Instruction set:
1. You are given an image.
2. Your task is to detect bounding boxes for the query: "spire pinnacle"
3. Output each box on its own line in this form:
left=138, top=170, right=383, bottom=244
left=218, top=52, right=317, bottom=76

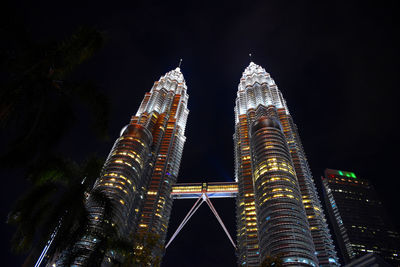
left=249, top=53, right=254, bottom=64
left=241, top=61, right=267, bottom=80
left=160, top=64, right=185, bottom=85
left=178, top=58, right=182, bottom=68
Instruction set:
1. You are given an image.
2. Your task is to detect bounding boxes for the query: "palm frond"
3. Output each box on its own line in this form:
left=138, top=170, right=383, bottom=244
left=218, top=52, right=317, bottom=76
left=53, top=26, right=105, bottom=80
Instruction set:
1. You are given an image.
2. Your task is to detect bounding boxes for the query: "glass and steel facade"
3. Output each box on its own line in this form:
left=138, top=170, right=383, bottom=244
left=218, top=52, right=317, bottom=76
left=134, top=67, right=189, bottom=259
left=322, top=169, right=400, bottom=266
left=234, top=62, right=338, bottom=266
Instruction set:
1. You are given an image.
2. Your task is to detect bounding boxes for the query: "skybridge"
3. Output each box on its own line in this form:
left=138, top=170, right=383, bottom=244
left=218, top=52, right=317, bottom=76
left=171, top=182, right=238, bottom=199
left=166, top=182, right=238, bottom=250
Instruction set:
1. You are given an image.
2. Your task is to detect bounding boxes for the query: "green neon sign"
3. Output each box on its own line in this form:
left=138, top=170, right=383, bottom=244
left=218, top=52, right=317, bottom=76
left=337, top=170, right=357, bottom=178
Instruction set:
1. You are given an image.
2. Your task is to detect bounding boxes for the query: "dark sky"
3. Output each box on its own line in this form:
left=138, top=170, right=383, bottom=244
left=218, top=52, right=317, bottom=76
left=1, top=0, right=400, bottom=266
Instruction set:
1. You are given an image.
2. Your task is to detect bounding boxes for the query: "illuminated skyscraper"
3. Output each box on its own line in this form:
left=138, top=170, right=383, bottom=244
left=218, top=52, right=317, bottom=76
left=134, top=67, right=189, bottom=257
left=322, top=169, right=400, bottom=266
left=234, top=62, right=338, bottom=266
left=48, top=67, right=189, bottom=266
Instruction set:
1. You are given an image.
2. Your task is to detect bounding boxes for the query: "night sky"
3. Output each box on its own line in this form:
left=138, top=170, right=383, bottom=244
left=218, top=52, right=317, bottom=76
left=2, top=1, right=400, bottom=266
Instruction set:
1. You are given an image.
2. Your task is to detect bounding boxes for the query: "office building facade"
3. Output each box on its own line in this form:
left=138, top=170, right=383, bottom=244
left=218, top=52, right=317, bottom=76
left=322, top=169, right=400, bottom=266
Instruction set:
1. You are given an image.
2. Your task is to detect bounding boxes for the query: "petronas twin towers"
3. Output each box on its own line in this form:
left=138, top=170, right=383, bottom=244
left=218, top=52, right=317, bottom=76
left=49, top=62, right=339, bottom=266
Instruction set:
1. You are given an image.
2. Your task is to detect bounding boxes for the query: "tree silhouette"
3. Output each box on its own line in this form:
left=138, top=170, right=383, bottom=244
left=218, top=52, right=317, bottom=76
left=0, top=19, right=109, bottom=168
left=122, top=232, right=163, bottom=267
left=2, top=11, right=112, bottom=264
left=7, top=155, right=103, bottom=254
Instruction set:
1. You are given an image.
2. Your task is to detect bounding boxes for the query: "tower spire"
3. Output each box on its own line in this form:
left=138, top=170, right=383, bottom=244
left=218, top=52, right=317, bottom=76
left=178, top=58, right=182, bottom=68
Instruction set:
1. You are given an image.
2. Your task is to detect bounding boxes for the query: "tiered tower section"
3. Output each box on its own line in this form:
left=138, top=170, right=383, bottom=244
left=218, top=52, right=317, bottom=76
left=234, top=62, right=338, bottom=266
left=278, top=110, right=339, bottom=266
left=133, top=67, right=189, bottom=259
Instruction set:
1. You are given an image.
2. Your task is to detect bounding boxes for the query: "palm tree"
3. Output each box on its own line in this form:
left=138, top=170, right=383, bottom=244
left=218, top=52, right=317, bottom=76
left=0, top=22, right=109, bottom=168
left=7, top=155, right=104, bottom=255
left=101, top=231, right=163, bottom=267
left=122, top=232, right=163, bottom=267
left=8, top=153, right=164, bottom=266
left=2, top=11, right=112, bottom=265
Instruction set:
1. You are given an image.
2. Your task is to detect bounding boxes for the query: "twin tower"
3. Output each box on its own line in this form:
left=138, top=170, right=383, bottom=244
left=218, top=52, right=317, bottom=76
left=60, top=62, right=339, bottom=266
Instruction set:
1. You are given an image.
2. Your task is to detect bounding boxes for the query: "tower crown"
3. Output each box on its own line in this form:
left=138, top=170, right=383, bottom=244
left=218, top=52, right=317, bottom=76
left=159, top=67, right=186, bottom=86
left=242, top=61, right=267, bottom=78
left=234, top=61, right=289, bottom=121
left=151, top=67, right=187, bottom=95
left=238, top=62, right=275, bottom=91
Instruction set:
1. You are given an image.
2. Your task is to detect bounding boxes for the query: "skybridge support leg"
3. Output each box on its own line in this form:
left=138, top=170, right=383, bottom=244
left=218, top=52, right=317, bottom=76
left=165, top=193, right=237, bottom=251
left=204, top=195, right=237, bottom=249
left=165, top=195, right=204, bottom=249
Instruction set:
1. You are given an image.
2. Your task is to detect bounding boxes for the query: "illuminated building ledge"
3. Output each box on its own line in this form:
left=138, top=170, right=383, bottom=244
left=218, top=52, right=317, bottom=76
left=171, top=182, right=238, bottom=199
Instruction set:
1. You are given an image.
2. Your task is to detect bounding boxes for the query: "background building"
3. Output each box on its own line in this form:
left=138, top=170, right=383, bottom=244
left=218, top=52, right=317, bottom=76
left=322, top=169, right=400, bottom=266
left=233, top=62, right=338, bottom=266
left=344, top=253, right=392, bottom=267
